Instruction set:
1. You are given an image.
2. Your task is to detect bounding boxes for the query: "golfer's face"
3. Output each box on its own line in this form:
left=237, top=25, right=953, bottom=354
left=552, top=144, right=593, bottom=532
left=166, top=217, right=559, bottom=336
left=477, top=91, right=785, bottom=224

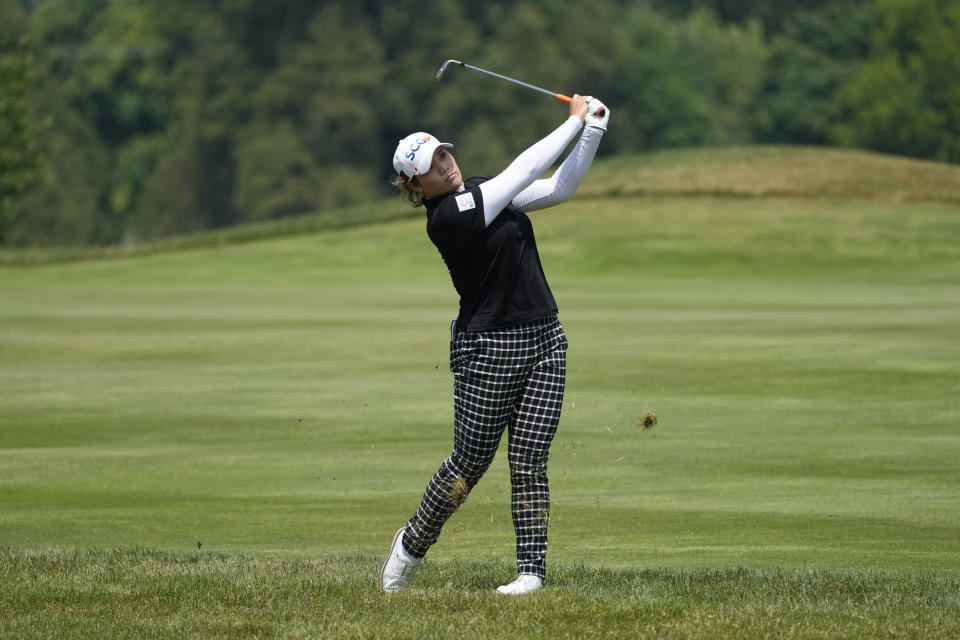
left=415, top=147, right=462, bottom=197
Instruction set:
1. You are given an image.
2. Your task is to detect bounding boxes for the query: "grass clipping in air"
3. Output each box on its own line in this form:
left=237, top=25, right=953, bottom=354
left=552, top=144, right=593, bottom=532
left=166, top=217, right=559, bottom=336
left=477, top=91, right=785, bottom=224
left=639, top=409, right=658, bottom=430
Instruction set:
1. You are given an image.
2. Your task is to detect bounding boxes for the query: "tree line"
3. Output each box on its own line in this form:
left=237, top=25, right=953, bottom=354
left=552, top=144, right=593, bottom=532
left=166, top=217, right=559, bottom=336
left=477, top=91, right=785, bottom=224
left=1, top=0, right=958, bottom=247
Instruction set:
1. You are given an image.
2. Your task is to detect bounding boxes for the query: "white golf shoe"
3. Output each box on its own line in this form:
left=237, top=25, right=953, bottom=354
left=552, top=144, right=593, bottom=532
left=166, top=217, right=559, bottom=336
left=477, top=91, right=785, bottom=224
left=496, top=574, right=543, bottom=595
left=379, top=527, right=421, bottom=593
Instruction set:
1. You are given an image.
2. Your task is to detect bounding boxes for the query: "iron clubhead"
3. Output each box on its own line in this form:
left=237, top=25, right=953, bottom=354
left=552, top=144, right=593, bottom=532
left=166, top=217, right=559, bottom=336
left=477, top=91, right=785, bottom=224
left=436, top=59, right=463, bottom=80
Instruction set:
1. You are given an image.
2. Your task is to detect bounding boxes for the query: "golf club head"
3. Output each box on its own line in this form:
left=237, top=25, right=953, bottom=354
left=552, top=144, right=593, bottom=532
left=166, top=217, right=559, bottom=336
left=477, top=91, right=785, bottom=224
left=436, top=59, right=462, bottom=80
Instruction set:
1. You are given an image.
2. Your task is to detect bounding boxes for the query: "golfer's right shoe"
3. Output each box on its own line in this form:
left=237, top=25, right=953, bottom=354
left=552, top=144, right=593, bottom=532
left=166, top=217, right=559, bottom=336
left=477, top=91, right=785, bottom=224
left=496, top=574, right=543, bottom=595
left=379, top=527, right=421, bottom=593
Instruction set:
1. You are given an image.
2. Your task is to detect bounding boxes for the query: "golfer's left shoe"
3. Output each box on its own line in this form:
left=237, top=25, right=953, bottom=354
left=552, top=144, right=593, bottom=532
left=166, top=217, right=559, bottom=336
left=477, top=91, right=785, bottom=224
left=496, top=574, right=543, bottom=595
left=379, top=527, right=421, bottom=593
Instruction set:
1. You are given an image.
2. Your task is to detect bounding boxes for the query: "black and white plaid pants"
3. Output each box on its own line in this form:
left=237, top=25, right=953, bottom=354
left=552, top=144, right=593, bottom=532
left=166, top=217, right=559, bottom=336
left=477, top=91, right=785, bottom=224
left=402, top=315, right=567, bottom=580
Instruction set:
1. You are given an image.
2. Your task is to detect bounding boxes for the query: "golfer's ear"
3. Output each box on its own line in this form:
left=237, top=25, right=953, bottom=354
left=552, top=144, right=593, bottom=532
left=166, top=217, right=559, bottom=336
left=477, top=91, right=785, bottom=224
left=408, top=178, right=423, bottom=194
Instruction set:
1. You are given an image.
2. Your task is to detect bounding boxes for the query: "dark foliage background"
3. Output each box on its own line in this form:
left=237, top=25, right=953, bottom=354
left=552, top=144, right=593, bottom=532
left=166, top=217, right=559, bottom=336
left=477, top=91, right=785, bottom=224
left=1, top=0, right=957, bottom=246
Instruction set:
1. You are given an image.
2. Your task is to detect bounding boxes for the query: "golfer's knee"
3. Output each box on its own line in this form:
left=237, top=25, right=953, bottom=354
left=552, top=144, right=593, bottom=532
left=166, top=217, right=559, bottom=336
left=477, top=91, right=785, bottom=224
left=449, top=452, right=495, bottom=484
left=508, top=457, right=548, bottom=483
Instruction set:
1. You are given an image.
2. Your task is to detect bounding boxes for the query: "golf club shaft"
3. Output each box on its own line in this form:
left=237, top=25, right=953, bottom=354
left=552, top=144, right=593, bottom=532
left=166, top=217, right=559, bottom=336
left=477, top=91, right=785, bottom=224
left=457, top=61, right=572, bottom=104
left=437, top=60, right=604, bottom=116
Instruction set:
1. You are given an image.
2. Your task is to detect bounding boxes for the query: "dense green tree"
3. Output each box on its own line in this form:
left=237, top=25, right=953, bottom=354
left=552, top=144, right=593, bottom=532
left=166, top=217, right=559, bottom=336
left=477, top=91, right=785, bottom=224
left=0, top=0, right=43, bottom=244
left=452, top=2, right=572, bottom=170
left=134, top=10, right=250, bottom=238
left=231, top=3, right=388, bottom=221
left=601, top=7, right=766, bottom=151
left=836, top=0, right=960, bottom=161
left=134, top=105, right=202, bottom=239
left=751, top=1, right=877, bottom=144
left=206, top=0, right=317, bottom=70
left=672, top=9, right=767, bottom=144
left=19, top=0, right=185, bottom=243
left=5, top=84, right=111, bottom=245
left=649, top=0, right=834, bottom=32
left=377, top=0, right=484, bottom=170
left=233, top=121, right=323, bottom=222
left=613, top=7, right=714, bottom=149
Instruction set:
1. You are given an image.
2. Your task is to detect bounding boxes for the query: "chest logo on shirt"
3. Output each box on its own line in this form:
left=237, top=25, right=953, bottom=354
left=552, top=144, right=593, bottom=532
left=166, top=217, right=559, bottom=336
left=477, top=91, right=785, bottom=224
left=455, top=192, right=476, bottom=212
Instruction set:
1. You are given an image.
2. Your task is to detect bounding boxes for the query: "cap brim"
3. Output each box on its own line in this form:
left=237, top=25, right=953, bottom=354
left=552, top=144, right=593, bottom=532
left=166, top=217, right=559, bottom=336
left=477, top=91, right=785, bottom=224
left=413, top=141, right=454, bottom=176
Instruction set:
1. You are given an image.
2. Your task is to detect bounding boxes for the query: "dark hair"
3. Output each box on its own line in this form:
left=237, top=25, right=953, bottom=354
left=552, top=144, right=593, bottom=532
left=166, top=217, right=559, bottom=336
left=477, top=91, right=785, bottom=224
left=390, top=174, right=425, bottom=208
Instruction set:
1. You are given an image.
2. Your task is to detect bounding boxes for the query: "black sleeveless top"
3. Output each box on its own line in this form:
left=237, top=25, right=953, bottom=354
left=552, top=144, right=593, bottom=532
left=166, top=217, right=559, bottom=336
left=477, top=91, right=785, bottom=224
left=424, top=176, right=557, bottom=333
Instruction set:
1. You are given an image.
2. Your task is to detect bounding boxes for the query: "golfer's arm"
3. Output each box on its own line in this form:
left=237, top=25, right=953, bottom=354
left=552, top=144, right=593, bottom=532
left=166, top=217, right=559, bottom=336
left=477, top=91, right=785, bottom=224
left=512, top=126, right=603, bottom=212
left=478, top=116, right=583, bottom=227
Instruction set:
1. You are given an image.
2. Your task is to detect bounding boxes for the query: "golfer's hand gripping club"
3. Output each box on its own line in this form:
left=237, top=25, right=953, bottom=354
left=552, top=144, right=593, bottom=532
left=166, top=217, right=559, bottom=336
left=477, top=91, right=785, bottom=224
left=557, top=94, right=606, bottom=119
left=584, top=97, right=610, bottom=131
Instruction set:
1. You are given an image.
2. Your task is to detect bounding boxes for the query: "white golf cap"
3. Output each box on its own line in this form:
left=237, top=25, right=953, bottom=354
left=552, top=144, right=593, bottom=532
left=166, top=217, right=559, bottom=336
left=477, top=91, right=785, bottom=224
left=393, top=132, right=453, bottom=179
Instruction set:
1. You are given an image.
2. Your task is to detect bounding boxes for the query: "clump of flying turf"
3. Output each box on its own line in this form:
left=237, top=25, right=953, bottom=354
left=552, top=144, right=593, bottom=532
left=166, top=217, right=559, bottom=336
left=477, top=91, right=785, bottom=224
left=639, top=409, right=658, bottom=430
left=446, top=475, right=469, bottom=509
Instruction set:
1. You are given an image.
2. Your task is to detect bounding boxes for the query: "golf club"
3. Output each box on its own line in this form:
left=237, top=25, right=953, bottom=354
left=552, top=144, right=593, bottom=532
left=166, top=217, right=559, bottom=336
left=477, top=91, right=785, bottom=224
left=436, top=59, right=604, bottom=116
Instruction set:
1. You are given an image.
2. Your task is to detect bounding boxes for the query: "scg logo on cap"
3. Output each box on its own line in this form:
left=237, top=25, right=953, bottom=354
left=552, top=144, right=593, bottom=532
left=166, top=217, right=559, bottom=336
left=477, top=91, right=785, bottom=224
left=405, top=135, right=433, bottom=170
left=393, top=132, right=452, bottom=178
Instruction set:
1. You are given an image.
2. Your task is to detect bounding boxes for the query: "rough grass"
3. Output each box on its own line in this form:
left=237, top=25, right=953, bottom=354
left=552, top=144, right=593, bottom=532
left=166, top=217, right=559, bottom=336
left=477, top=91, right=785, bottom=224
left=2, top=548, right=958, bottom=640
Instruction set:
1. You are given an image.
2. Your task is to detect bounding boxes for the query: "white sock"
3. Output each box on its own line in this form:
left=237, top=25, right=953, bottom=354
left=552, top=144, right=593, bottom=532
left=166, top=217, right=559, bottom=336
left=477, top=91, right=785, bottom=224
left=496, top=574, right=543, bottom=595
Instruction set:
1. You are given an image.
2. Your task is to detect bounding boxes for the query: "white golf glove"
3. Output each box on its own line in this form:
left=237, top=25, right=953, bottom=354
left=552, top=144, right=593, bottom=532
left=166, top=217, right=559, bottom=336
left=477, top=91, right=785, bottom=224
left=584, top=97, right=610, bottom=131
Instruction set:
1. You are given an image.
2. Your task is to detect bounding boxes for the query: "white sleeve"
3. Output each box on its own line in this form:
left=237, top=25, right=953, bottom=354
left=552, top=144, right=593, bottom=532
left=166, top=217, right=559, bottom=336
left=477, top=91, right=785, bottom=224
left=478, top=116, right=583, bottom=227
left=511, top=126, right=603, bottom=212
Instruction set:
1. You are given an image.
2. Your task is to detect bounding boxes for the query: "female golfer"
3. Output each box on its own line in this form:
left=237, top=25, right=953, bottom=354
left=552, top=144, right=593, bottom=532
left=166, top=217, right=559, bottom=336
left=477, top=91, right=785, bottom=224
left=380, top=94, right=609, bottom=595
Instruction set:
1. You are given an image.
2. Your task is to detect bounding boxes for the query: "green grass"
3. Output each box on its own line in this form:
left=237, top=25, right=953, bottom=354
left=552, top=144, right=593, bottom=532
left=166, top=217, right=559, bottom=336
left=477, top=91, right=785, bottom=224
left=0, top=196, right=417, bottom=265
left=2, top=549, right=958, bottom=640
left=2, top=146, right=959, bottom=637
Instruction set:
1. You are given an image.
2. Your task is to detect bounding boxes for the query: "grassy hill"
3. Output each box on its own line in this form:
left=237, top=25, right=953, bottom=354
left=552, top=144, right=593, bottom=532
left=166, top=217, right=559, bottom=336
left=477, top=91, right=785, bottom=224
left=3, top=145, right=959, bottom=265
left=582, top=146, right=960, bottom=203
left=2, top=146, right=959, bottom=639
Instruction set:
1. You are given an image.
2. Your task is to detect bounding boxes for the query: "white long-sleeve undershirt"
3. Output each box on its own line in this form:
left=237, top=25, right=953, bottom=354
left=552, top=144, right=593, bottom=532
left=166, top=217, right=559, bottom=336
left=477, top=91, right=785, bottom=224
left=512, top=125, right=604, bottom=213
left=477, top=116, right=603, bottom=226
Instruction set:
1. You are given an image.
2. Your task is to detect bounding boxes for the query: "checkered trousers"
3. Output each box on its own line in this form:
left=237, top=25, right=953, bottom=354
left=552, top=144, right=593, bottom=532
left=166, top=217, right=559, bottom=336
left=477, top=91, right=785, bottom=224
left=402, top=315, right=567, bottom=580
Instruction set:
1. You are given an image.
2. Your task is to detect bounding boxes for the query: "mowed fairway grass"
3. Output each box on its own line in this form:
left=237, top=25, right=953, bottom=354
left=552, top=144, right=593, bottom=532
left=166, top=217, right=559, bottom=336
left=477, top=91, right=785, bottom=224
left=2, top=148, right=959, bottom=638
